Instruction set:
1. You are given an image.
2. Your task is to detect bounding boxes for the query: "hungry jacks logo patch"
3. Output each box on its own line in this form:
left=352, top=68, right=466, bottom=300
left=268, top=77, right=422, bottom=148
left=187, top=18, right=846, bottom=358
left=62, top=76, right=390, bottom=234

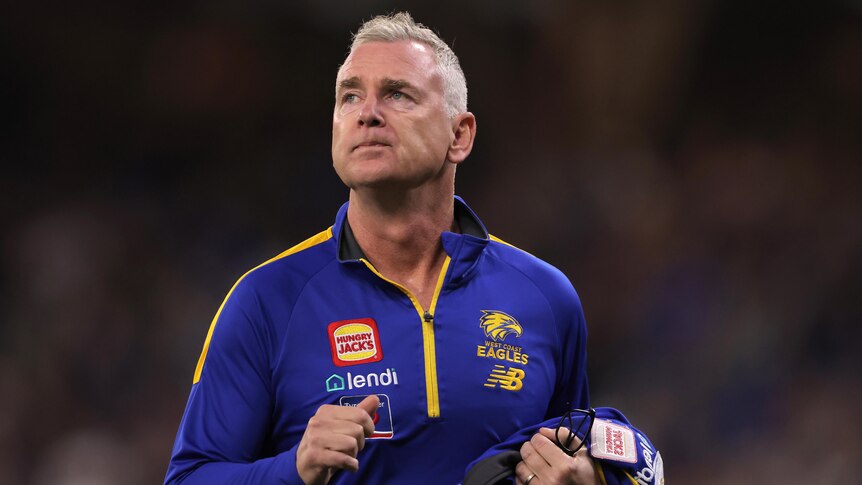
left=328, top=318, right=383, bottom=367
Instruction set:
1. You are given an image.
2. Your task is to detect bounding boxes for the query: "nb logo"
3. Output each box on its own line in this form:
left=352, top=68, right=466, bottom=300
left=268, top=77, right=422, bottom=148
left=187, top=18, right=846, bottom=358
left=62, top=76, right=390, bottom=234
left=484, top=365, right=525, bottom=391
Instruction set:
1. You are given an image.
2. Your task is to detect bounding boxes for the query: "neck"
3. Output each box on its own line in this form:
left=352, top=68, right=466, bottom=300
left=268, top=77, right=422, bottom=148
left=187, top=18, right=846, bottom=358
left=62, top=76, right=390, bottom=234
left=346, top=183, right=456, bottom=308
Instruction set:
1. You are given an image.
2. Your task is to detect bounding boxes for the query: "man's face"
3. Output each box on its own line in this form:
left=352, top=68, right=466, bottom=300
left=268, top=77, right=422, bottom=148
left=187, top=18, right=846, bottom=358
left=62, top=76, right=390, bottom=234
left=332, top=40, right=455, bottom=190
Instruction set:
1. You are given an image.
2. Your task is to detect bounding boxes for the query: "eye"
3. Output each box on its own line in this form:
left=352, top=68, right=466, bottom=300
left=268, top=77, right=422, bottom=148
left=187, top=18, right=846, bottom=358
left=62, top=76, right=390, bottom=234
left=342, top=93, right=359, bottom=104
left=389, top=90, right=412, bottom=102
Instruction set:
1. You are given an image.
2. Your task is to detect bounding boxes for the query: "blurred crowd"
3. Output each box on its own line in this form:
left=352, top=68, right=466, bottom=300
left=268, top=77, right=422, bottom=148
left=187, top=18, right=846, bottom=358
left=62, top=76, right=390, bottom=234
left=2, top=0, right=860, bottom=483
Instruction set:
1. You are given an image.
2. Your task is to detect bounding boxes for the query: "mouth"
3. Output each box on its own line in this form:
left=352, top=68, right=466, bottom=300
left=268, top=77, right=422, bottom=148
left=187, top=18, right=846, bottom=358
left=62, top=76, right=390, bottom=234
left=353, top=141, right=391, bottom=151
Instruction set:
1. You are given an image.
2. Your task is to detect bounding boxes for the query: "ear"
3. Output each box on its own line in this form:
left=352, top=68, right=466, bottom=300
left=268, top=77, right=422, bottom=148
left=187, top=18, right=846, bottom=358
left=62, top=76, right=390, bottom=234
left=447, top=112, right=476, bottom=165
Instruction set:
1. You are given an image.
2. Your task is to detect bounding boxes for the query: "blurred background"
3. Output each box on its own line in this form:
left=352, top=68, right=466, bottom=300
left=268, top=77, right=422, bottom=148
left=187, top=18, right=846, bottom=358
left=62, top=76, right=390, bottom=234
left=2, top=0, right=861, bottom=483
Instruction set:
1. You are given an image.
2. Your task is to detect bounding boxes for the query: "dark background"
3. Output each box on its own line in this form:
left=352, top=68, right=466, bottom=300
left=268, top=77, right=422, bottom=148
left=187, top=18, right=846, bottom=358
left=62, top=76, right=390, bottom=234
left=2, top=0, right=861, bottom=483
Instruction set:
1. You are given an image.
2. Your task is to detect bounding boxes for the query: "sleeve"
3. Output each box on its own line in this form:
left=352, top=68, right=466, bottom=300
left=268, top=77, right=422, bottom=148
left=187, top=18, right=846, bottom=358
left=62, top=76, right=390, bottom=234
left=164, top=276, right=305, bottom=484
left=545, top=280, right=590, bottom=418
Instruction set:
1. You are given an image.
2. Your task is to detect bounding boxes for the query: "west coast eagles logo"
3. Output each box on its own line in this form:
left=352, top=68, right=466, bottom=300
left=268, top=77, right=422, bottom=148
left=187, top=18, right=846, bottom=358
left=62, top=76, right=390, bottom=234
left=480, top=310, right=523, bottom=342
left=477, top=310, right=529, bottom=366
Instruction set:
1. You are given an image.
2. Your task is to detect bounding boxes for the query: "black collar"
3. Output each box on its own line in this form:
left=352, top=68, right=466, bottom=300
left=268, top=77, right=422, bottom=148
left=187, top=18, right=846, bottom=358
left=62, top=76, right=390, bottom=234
left=337, top=198, right=487, bottom=262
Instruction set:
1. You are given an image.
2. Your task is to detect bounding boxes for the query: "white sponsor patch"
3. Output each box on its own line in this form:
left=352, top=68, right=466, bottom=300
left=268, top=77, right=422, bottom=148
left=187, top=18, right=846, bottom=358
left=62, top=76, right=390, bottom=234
left=589, top=419, right=638, bottom=464
left=653, top=451, right=665, bottom=485
left=633, top=432, right=663, bottom=484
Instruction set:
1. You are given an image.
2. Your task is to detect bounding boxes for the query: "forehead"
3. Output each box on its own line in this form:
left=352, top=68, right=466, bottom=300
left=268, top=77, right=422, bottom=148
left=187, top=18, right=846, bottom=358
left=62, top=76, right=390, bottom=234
left=337, top=40, right=441, bottom=88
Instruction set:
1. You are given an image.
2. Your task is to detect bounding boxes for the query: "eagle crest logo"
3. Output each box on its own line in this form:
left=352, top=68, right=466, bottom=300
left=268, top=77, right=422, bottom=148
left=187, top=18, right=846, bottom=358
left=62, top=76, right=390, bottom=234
left=480, top=310, right=523, bottom=342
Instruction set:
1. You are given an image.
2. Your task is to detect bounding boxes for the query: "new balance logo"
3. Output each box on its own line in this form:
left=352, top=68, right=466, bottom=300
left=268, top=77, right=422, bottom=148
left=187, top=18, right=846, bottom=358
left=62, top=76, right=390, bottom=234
left=484, top=365, right=525, bottom=391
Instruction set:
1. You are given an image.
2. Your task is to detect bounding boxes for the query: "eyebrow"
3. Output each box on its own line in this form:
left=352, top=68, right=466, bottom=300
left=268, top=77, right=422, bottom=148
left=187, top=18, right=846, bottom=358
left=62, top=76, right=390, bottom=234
left=338, top=76, right=361, bottom=91
left=380, top=78, right=417, bottom=93
left=336, top=77, right=421, bottom=96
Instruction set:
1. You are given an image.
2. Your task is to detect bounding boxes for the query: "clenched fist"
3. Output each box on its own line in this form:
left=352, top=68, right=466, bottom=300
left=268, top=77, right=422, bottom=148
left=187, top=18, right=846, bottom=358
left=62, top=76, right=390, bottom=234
left=296, top=395, right=380, bottom=485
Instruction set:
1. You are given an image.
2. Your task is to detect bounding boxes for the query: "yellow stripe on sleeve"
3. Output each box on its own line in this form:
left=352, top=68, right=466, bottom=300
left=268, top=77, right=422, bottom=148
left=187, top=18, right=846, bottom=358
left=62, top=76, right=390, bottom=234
left=192, top=227, right=333, bottom=384
left=489, top=234, right=536, bottom=257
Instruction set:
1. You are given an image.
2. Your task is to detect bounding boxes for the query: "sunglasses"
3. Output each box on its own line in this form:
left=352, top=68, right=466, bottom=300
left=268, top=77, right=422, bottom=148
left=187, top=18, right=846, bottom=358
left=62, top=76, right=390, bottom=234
left=553, top=405, right=596, bottom=456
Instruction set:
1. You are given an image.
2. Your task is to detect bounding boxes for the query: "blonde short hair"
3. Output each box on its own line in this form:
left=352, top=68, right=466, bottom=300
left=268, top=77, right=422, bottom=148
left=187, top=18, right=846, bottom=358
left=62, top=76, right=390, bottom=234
left=349, top=12, right=468, bottom=118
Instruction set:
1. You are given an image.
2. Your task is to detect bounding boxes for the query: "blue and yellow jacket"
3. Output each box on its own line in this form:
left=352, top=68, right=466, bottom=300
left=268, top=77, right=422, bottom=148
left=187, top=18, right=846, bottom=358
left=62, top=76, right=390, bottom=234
left=166, top=196, right=590, bottom=484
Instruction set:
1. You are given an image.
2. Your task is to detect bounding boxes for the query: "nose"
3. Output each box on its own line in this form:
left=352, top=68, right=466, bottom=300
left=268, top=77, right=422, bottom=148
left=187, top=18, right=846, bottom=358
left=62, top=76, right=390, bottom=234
left=358, top=96, right=385, bottom=127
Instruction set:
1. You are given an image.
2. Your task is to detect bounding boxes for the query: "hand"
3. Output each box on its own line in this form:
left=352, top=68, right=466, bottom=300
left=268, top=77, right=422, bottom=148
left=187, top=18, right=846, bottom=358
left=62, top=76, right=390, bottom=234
left=296, top=394, right=379, bottom=485
left=515, top=427, right=599, bottom=485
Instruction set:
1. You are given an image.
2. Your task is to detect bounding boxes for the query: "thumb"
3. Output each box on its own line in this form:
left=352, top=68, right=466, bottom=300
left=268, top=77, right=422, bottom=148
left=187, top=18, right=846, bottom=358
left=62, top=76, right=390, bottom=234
left=357, top=394, right=380, bottom=418
left=538, top=426, right=559, bottom=441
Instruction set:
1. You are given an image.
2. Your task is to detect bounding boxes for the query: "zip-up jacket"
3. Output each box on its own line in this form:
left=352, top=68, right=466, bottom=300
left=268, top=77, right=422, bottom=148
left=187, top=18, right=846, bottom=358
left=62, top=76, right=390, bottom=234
left=166, top=196, right=590, bottom=484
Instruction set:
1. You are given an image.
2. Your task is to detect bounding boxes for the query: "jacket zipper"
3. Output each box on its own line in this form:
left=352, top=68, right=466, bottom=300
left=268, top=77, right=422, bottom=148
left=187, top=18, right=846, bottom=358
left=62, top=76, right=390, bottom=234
left=359, top=257, right=451, bottom=418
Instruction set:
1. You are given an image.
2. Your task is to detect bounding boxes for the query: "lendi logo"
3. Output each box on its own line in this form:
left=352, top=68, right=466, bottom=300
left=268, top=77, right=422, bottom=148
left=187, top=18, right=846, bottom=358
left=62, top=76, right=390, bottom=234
left=325, top=368, right=400, bottom=392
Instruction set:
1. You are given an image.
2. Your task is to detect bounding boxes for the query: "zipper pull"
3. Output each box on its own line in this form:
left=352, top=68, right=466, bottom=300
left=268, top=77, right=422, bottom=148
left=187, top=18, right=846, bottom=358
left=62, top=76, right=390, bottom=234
left=423, top=311, right=433, bottom=322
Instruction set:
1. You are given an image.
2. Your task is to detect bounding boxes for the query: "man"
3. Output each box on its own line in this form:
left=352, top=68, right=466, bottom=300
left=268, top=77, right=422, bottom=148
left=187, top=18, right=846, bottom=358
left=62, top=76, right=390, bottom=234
left=166, top=12, right=597, bottom=484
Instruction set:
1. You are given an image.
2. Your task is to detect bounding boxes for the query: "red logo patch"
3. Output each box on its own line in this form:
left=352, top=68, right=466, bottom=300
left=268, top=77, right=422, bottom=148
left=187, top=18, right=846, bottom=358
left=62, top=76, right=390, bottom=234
left=328, top=318, right=383, bottom=367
